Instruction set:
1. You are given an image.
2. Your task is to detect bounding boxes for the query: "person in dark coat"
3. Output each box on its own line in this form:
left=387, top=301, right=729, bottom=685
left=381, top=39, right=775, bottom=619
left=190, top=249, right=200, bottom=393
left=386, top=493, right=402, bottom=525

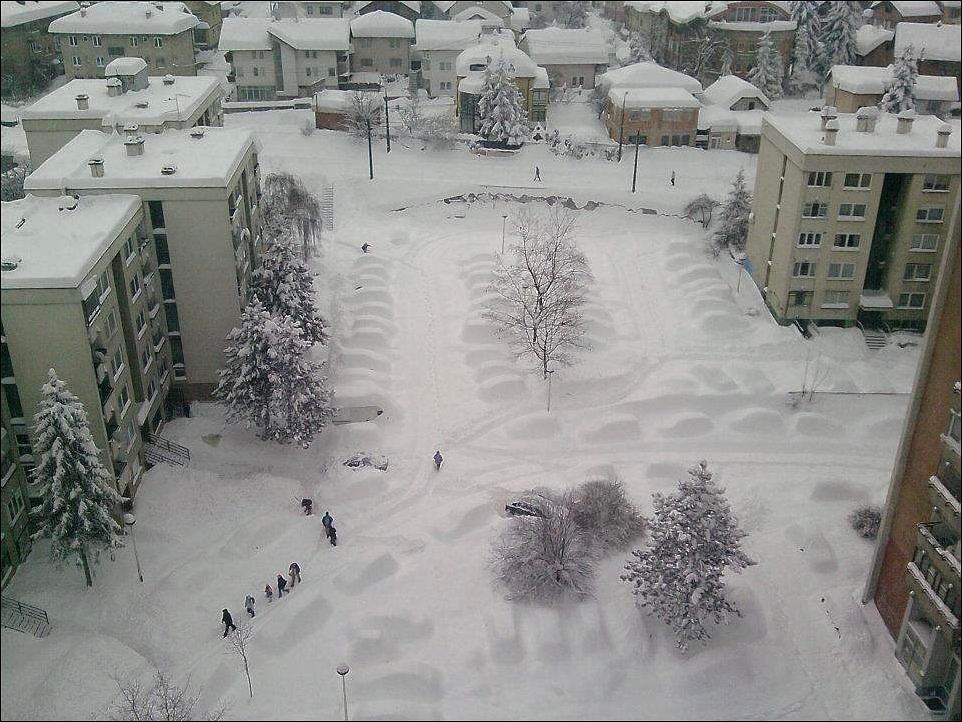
left=265, top=583, right=274, bottom=603
left=276, top=573, right=288, bottom=597
left=245, top=595, right=256, bottom=618
left=327, top=525, right=338, bottom=547
left=222, top=608, right=237, bottom=637
left=433, top=450, right=443, bottom=471
left=322, top=511, right=333, bottom=530
left=289, top=562, right=301, bottom=585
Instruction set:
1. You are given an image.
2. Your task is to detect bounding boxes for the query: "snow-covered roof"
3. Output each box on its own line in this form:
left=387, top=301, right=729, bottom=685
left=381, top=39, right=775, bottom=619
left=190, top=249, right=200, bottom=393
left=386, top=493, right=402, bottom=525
left=763, top=111, right=960, bottom=157
left=105, top=57, right=148, bottom=77
left=703, top=74, right=770, bottom=110
left=698, top=105, right=765, bottom=134
left=598, top=62, right=702, bottom=93
left=452, top=5, right=505, bottom=28
left=707, top=19, right=795, bottom=31
left=534, top=65, right=549, bottom=90
left=625, top=1, right=790, bottom=24
left=895, top=22, right=961, bottom=62
left=314, top=89, right=357, bottom=112
left=218, top=17, right=271, bottom=51
left=414, top=18, right=482, bottom=51
left=49, top=1, right=200, bottom=35
left=268, top=18, right=351, bottom=50
left=25, top=127, right=257, bottom=191
left=456, top=39, right=538, bottom=78
left=828, top=64, right=959, bottom=102
left=350, top=10, right=414, bottom=38
left=521, top=28, right=608, bottom=66
left=609, top=87, right=701, bottom=109
left=0, top=1, right=78, bottom=28
left=21, top=75, right=222, bottom=124
left=871, top=1, right=941, bottom=17
left=432, top=1, right=456, bottom=12
left=510, top=6, right=530, bottom=32
left=856, top=24, right=894, bottom=56
left=0, top=193, right=142, bottom=290
left=354, top=0, right=421, bottom=12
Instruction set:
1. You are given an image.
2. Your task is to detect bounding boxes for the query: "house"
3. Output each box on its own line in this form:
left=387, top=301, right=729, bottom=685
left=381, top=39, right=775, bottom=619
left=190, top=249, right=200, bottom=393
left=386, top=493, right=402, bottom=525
left=452, top=5, right=507, bottom=32
left=444, top=1, right=513, bottom=21
left=21, top=60, right=224, bottom=165
left=0, top=1, right=79, bottom=97
left=350, top=10, right=415, bottom=76
left=219, top=17, right=276, bottom=100
left=274, top=1, right=349, bottom=18
left=413, top=18, right=481, bottom=96
left=604, top=86, right=700, bottom=145
left=703, top=73, right=770, bottom=111
left=352, top=1, right=421, bottom=23
left=596, top=61, right=702, bottom=94
left=895, top=21, right=962, bottom=94
left=183, top=0, right=224, bottom=45
left=520, top=27, right=608, bottom=89
left=824, top=64, right=959, bottom=117
left=942, top=0, right=961, bottom=23
left=855, top=23, right=895, bottom=67
left=697, top=74, right=769, bottom=151
left=1, top=383, right=33, bottom=587
left=870, top=1, right=942, bottom=29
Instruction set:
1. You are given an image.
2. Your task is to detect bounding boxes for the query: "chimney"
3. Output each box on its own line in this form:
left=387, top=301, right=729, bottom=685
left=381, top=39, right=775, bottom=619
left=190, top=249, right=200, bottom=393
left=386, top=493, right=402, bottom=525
left=936, top=122, right=952, bottom=148
left=896, top=108, right=916, bottom=134
left=88, top=156, right=104, bottom=177
left=162, top=74, right=175, bottom=85
left=75, top=93, right=90, bottom=110
left=823, top=118, right=839, bottom=146
left=124, top=135, right=146, bottom=156
left=820, top=105, right=838, bottom=130
left=855, top=105, right=879, bottom=133
left=189, top=128, right=205, bottom=139
left=145, top=2, right=152, bottom=18
left=80, top=1, right=89, bottom=16
left=106, top=77, right=122, bottom=96
left=123, top=123, right=140, bottom=139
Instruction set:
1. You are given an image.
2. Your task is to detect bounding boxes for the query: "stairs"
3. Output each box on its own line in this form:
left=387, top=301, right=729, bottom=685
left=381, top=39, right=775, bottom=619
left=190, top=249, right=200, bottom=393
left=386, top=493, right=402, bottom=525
left=1, top=596, right=51, bottom=638
left=862, top=328, right=888, bottom=350
left=144, top=433, right=190, bottom=468
left=320, top=184, right=335, bottom=232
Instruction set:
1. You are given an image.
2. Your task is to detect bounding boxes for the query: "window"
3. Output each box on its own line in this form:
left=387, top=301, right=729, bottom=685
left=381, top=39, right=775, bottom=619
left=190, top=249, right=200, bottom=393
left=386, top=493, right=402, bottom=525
left=389, top=38, right=401, bottom=48
left=155, top=57, right=166, bottom=68
left=129, top=35, right=139, bottom=47
left=827, top=262, right=856, bottom=279
left=789, top=289, right=810, bottom=306
left=252, top=66, right=259, bottom=77
left=320, top=5, right=332, bottom=13
left=903, top=263, right=932, bottom=281
left=922, top=174, right=950, bottom=191
left=153, top=37, right=163, bottom=48
left=96, top=56, right=106, bottom=67
left=793, top=261, right=816, bottom=277
left=838, top=203, right=866, bottom=220
left=917, top=207, right=944, bottom=223
left=910, top=233, right=939, bottom=251
left=6, top=487, right=25, bottom=523
left=306, top=66, right=312, bottom=77
left=111, top=347, right=125, bottom=379
left=802, top=201, right=827, bottom=218
left=118, top=385, right=130, bottom=414
left=357, top=37, right=371, bottom=48
left=92, top=35, right=102, bottom=47
left=843, top=172, right=871, bottom=189
left=108, top=46, right=125, bottom=57
left=360, top=57, right=373, bottom=67
left=105, top=310, right=118, bottom=338
left=797, top=232, right=821, bottom=247
left=136, top=310, right=147, bottom=336
left=661, top=135, right=669, bottom=145
left=390, top=57, right=402, bottom=68
left=949, top=407, right=961, bottom=443
left=328, top=67, right=336, bottom=77
left=807, top=171, right=832, bottom=187
left=68, top=35, right=78, bottom=46
left=897, top=292, right=926, bottom=308
left=822, top=290, right=849, bottom=307
left=129, top=273, right=141, bottom=300
left=833, top=233, right=860, bottom=249
left=141, top=345, right=152, bottom=371
left=72, top=55, right=82, bottom=66
left=236, top=67, right=244, bottom=78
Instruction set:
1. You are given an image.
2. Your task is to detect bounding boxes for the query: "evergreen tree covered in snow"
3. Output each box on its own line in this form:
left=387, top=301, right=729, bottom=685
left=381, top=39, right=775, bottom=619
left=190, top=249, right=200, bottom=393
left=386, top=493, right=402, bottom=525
left=789, top=0, right=821, bottom=91
left=711, top=169, right=753, bottom=255
left=478, top=57, right=528, bottom=146
left=556, top=0, right=589, bottom=29
left=249, top=237, right=327, bottom=346
left=621, top=461, right=755, bottom=651
left=879, top=44, right=918, bottom=113
left=748, top=31, right=784, bottom=100
left=215, top=301, right=333, bottom=446
left=625, top=31, right=652, bottom=64
left=30, top=369, right=123, bottom=587
left=819, top=1, right=860, bottom=70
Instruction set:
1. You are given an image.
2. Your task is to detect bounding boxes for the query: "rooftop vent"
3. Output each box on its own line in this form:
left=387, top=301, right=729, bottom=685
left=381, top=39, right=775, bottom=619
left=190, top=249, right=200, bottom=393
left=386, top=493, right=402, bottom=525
left=936, top=122, right=952, bottom=148
left=823, top=118, right=839, bottom=146
left=160, top=164, right=177, bottom=175
left=855, top=106, right=879, bottom=133
left=1, top=257, right=22, bottom=272
left=819, top=105, right=838, bottom=130
left=76, top=93, right=90, bottom=110
left=88, top=156, right=105, bottom=177
left=135, top=99, right=149, bottom=109
left=125, top=135, right=146, bottom=156
left=162, top=74, right=175, bottom=85
left=896, top=108, right=916, bottom=135
left=189, top=128, right=205, bottom=139
left=123, top=123, right=140, bottom=138
left=80, top=1, right=89, bottom=16
left=145, top=3, right=153, bottom=18
left=59, top=195, right=79, bottom=211
left=106, top=77, right=123, bottom=97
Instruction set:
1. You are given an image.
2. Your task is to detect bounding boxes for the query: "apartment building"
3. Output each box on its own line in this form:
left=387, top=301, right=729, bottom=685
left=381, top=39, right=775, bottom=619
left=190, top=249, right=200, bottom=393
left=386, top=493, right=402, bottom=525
left=21, top=59, right=223, bottom=166
left=870, top=0, right=943, bottom=28
left=349, top=10, right=415, bottom=76
left=1, top=193, right=166, bottom=505
left=520, top=27, right=609, bottom=89
left=745, top=108, right=960, bottom=330
left=50, top=1, right=201, bottom=80
left=604, top=87, right=700, bottom=146
left=1, top=382, right=33, bottom=589
left=824, top=64, right=958, bottom=118
left=895, top=22, right=962, bottom=94
left=863, top=199, right=960, bottom=718
left=183, top=0, right=224, bottom=45
left=25, top=126, right=262, bottom=402
left=0, top=0, right=79, bottom=97
left=274, top=1, right=348, bottom=18
left=455, top=39, right=549, bottom=129
left=413, top=18, right=481, bottom=97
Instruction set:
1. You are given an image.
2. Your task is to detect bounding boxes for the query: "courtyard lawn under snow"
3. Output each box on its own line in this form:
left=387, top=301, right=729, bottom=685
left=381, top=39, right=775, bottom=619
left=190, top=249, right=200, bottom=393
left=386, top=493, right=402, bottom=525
left=1, top=110, right=929, bottom=720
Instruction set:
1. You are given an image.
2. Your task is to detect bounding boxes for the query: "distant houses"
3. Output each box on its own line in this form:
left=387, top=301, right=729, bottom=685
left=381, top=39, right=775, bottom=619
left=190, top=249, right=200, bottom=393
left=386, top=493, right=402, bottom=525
left=825, top=64, right=958, bottom=117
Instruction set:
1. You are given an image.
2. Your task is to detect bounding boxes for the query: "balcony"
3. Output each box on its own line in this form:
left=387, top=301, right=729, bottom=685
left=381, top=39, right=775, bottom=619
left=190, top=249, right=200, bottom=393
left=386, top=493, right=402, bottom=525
left=97, top=374, right=113, bottom=406
left=152, top=330, right=166, bottom=353
left=147, top=294, right=161, bottom=319
left=916, top=523, right=960, bottom=593
left=104, top=412, right=118, bottom=440
left=905, top=562, right=960, bottom=644
left=928, top=475, right=960, bottom=529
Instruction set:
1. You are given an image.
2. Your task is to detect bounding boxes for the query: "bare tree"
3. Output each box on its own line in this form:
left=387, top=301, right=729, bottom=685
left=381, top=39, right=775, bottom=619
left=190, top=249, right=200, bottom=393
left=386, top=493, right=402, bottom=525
left=569, top=477, right=647, bottom=551
left=790, top=348, right=832, bottom=406
left=683, top=194, right=720, bottom=228
left=484, top=208, right=592, bottom=379
left=343, top=90, right=382, bottom=139
left=109, top=670, right=227, bottom=721
left=225, top=624, right=255, bottom=699
left=261, top=172, right=323, bottom=259
left=396, top=90, right=423, bottom=137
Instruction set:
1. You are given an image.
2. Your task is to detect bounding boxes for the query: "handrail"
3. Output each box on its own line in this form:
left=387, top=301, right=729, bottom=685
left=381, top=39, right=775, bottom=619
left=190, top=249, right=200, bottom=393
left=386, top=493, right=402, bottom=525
left=146, top=433, right=190, bottom=461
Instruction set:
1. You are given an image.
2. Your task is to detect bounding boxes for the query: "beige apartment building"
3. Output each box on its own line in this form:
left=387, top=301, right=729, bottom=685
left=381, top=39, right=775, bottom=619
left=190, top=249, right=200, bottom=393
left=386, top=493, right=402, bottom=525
left=25, top=126, right=262, bottom=402
left=1, top=193, right=170, bottom=504
left=349, top=10, right=415, bottom=76
left=745, top=108, right=960, bottom=330
left=413, top=18, right=481, bottom=97
left=0, top=0, right=79, bottom=97
left=1, top=382, right=33, bottom=588
left=21, top=58, right=223, bottom=166
left=50, top=1, right=201, bottom=80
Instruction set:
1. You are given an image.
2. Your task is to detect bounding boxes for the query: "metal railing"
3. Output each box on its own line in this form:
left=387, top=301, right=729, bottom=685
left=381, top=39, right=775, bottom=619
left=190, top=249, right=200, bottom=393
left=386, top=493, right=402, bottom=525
left=1, top=595, right=51, bottom=638
left=146, top=433, right=190, bottom=466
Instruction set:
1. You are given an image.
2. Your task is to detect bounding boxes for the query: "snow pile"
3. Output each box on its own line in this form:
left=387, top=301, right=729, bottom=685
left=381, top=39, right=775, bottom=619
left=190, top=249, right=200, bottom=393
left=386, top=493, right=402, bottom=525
left=597, top=61, right=702, bottom=93
left=343, top=451, right=389, bottom=471
left=49, top=0, right=200, bottom=34
left=895, top=21, right=962, bottom=62
left=350, top=10, right=415, bottom=38
left=703, top=74, right=771, bottom=111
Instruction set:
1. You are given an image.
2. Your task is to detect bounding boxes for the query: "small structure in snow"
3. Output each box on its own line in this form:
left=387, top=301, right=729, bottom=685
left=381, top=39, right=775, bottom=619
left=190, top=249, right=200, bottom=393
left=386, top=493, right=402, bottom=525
left=343, top=451, right=389, bottom=471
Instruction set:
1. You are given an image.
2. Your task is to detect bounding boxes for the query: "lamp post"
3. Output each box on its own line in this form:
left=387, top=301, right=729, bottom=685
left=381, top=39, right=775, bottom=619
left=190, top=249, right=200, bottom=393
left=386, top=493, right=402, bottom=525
left=500, top=213, right=508, bottom=254
left=546, top=368, right=556, bottom=413
left=617, top=90, right=628, bottom=162
left=631, top=133, right=641, bottom=193
left=336, top=663, right=350, bottom=721
left=366, top=118, right=374, bottom=180
left=384, top=94, right=391, bottom=153
left=123, top=513, right=144, bottom=583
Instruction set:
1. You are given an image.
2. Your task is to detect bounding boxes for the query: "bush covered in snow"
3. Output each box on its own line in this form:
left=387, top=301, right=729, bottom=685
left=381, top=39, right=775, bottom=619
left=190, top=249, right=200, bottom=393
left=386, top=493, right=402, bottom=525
left=343, top=451, right=389, bottom=471
left=848, top=504, right=882, bottom=539
left=569, top=477, right=646, bottom=550
left=545, top=129, right=619, bottom=161
left=683, top=194, right=720, bottom=228
left=1, top=164, right=27, bottom=202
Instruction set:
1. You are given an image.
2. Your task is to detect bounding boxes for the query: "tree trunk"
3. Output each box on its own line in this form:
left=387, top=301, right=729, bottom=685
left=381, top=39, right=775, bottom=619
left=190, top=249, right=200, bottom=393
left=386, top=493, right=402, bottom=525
left=80, top=547, right=93, bottom=587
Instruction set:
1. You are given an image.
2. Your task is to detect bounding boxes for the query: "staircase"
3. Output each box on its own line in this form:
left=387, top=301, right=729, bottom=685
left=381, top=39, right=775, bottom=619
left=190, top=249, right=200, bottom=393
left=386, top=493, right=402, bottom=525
left=144, top=433, right=190, bottom=467
left=862, top=328, right=888, bottom=350
left=1, top=596, right=51, bottom=638
left=320, top=184, right=335, bottom=232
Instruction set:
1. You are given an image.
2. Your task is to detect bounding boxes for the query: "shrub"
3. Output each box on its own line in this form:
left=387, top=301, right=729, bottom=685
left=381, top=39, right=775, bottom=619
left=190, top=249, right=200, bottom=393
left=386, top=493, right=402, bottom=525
left=849, top=504, right=882, bottom=539
left=569, top=477, right=646, bottom=550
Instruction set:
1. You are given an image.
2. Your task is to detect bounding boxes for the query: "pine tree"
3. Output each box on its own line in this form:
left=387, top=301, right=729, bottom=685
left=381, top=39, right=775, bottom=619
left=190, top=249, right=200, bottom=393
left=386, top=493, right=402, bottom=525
left=711, top=169, right=753, bottom=255
left=625, top=31, right=652, bottom=64
left=478, top=56, right=528, bottom=146
left=30, top=369, right=123, bottom=587
left=789, top=0, right=821, bottom=92
left=621, top=461, right=755, bottom=651
left=249, top=237, right=327, bottom=346
left=215, top=301, right=333, bottom=446
left=820, top=1, right=860, bottom=70
left=879, top=44, right=918, bottom=113
left=557, top=0, right=589, bottom=29
left=748, top=31, right=784, bottom=100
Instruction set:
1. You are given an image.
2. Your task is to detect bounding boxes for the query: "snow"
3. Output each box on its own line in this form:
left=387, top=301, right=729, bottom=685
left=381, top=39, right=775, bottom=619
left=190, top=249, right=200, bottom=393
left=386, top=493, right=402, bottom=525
left=624, top=1, right=729, bottom=24
left=855, top=24, right=895, bottom=57
left=704, top=74, right=770, bottom=111
left=104, top=57, right=148, bottom=77
left=598, top=62, right=702, bottom=93
left=414, top=18, right=482, bottom=51
left=872, top=0, right=941, bottom=17
left=708, top=19, right=796, bottom=31
left=267, top=18, right=352, bottom=51
left=0, top=193, right=141, bottom=289
left=828, top=65, right=959, bottom=102
left=218, top=17, right=272, bottom=51
left=698, top=105, right=765, bottom=134
left=451, top=5, right=505, bottom=28
left=456, top=39, right=539, bottom=78
left=521, top=28, right=609, bottom=66
left=0, top=0, right=77, bottom=28
left=49, top=0, right=200, bottom=34
left=895, top=21, right=962, bottom=62
left=350, top=10, right=415, bottom=38
left=609, top=87, right=701, bottom=109
left=510, top=6, right=530, bottom=33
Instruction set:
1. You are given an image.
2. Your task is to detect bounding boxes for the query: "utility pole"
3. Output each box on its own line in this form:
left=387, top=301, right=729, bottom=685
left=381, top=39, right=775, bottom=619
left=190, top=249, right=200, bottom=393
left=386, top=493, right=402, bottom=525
left=384, top=95, right=391, bottom=153
left=617, top=90, right=627, bottom=162
left=631, top=134, right=640, bottom=193
left=123, top=513, right=144, bottom=583
left=500, top=213, right=508, bottom=254
left=546, top=369, right=556, bottom=413
left=366, top=118, right=373, bottom=180
left=336, top=664, right=350, bottom=721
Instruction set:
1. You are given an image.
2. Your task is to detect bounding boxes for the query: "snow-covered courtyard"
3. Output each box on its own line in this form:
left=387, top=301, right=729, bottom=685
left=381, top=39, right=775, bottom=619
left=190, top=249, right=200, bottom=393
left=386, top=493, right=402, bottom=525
left=1, top=110, right=930, bottom=720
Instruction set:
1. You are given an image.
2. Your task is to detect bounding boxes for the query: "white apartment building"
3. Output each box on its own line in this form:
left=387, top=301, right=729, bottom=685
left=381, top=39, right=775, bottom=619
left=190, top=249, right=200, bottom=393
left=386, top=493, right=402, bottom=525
left=413, top=18, right=480, bottom=97
left=520, top=27, right=608, bottom=89
left=350, top=10, right=414, bottom=76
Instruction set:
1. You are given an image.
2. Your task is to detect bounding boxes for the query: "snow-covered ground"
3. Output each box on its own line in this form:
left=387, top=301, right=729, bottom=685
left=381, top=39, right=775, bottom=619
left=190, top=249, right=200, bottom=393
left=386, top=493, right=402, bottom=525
left=1, top=109, right=928, bottom=721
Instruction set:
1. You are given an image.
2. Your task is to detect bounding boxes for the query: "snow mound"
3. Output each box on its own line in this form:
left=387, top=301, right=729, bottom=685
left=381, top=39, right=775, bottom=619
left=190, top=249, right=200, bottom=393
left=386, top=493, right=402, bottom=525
left=479, top=375, right=527, bottom=401
left=462, top=321, right=498, bottom=345
left=343, top=451, right=389, bottom=471
left=698, top=311, right=749, bottom=336
left=581, top=414, right=641, bottom=443
left=793, top=412, right=845, bottom=438
left=659, top=412, right=714, bottom=437
left=729, top=408, right=786, bottom=435
left=506, top=412, right=560, bottom=439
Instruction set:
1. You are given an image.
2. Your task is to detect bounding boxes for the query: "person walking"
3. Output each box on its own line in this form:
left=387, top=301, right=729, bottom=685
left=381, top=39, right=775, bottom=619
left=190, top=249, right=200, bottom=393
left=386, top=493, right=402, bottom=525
left=433, top=450, right=443, bottom=471
left=670, top=170, right=676, bottom=186
left=276, top=573, right=288, bottom=598
left=245, top=595, right=256, bottom=618
left=322, top=511, right=333, bottom=531
left=289, top=562, right=301, bottom=586
left=222, top=608, right=237, bottom=637
left=264, top=583, right=274, bottom=603
left=533, top=165, right=542, bottom=182
left=327, top=525, right=338, bottom=547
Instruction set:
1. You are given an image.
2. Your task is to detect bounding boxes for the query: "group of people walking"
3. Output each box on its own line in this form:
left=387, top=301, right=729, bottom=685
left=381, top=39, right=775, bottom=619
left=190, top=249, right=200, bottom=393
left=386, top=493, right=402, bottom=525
left=220, top=560, right=303, bottom=637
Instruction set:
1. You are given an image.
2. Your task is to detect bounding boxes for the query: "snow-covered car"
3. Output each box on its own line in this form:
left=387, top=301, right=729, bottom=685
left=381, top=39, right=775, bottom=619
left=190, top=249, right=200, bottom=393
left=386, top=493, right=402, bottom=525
left=343, top=451, right=389, bottom=471
left=505, top=497, right=550, bottom=517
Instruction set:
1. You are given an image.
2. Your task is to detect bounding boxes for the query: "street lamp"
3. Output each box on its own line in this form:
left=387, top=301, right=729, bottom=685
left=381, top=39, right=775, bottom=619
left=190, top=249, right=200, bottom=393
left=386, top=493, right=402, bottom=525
left=123, top=513, right=144, bottom=583
left=546, top=368, right=556, bottom=413
left=500, top=213, right=508, bottom=254
left=383, top=94, right=391, bottom=153
left=336, top=663, right=350, bottom=721
left=617, top=90, right=628, bottom=162
left=631, top=132, right=641, bottom=193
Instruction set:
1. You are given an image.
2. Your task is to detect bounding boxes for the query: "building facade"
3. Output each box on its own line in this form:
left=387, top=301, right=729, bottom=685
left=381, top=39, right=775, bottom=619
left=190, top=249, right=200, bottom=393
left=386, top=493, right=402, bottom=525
left=0, top=1, right=78, bottom=97
left=520, top=27, right=608, bottom=89
left=604, top=87, right=700, bottom=146
left=413, top=19, right=481, bottom=97
left=870, top=0, right=943, bottom=29
left=1, top=382, right=33, bottom=589
left=349, top=10, right=415, bottom=76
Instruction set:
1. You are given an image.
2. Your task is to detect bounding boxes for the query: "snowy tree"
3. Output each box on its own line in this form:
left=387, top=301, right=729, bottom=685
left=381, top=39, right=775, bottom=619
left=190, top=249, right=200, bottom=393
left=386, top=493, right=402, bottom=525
left=477, top=56, right=528, bottom=146
left=683, top=194, right=720, bottom=228
left=260, top=172, right=323, bottom=258
left=748, top=31, right=784, bottom=100
left=718, top=44, right=733, bottom=78
left=789, top=0, right=821, bottom=91
left=621, top=461, right=755, bottom=651
left=556, top=0, right=589, bottom=29
left=625, top=31, right=653, bottom=64
left=214, top=301, right=333, bottom=446
left=711, top=170, right=752, bottom=256
left=569, top=477, right=646, bottom=551
left=249, top=236, right=327, bottom=346
left=343, top=90, right=382, bottom=138
left=109, top=670, right=228, bottom=721
left=30, top=369, right=123, bottom=587
left=1, top=164, right=28, bottom=202
left=225, top=624, right=255, bottom=699
left=879, top=44, right=918, bottom=113
left=397, top=89, right=424, bottom=137
left=819, top=1, right=860, bottom=70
